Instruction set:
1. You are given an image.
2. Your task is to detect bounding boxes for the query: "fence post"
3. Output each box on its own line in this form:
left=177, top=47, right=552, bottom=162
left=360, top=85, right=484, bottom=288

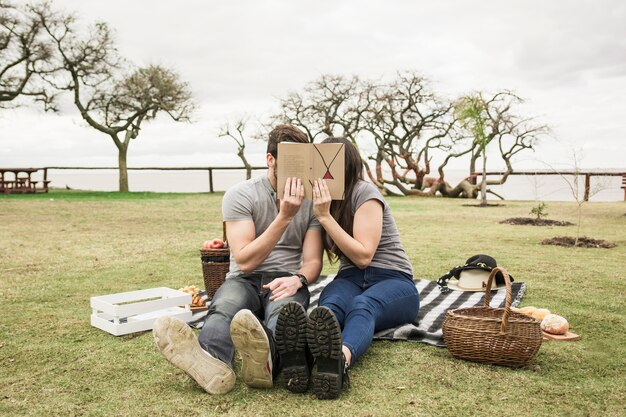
left=584, top=174, right=590, bottom=201
left=208, top=169, right=214, bottom=193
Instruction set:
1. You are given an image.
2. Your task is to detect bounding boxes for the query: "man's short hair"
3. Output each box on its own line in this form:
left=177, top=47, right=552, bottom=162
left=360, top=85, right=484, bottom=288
left=267, top=125, right=309, bottom=158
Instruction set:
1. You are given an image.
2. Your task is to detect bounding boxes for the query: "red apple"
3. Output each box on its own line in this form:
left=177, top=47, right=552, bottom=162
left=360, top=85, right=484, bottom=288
left=202, top=239, right=225, bottom=249
left=209, top=239, right=224, bottom=249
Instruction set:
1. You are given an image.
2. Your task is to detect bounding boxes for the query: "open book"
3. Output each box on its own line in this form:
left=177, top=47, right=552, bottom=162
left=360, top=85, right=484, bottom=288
left=277, top=142, right=345, bottom=200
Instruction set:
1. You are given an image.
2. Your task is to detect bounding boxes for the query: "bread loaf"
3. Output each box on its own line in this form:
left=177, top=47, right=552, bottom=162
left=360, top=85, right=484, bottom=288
left=541, top=314, right=569, bottom=335
left=531, top=308, right=551, bottom=321
left=519, top=306, right=537, bottom=315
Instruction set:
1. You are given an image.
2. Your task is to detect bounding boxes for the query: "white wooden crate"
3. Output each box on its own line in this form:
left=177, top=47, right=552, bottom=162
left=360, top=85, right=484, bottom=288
left=90, top=287, right=193, bottom=336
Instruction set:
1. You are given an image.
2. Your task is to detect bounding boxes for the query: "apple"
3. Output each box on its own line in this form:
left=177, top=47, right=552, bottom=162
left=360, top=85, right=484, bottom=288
left=202, top=238, right=224, bottom=249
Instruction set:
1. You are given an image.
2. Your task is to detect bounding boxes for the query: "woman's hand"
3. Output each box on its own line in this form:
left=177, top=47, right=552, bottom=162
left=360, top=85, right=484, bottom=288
left=312, top=178, right=332, bottom=220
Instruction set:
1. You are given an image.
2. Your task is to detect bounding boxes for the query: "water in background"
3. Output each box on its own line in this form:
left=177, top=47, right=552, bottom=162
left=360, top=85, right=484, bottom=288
left=43, top=169, right=624, bottom=202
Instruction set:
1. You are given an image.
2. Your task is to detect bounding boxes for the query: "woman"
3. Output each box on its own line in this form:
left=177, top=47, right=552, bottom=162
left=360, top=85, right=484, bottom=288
left=307, top=137, right=419, bottom=399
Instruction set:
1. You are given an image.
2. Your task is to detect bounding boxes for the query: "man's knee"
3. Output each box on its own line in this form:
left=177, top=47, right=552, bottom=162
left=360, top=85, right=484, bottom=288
left=209, top=280, right=255, bottom=317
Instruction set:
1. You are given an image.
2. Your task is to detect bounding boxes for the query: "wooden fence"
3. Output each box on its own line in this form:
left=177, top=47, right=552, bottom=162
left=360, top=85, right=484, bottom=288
left=14, top=167, right=626, bottom=199
left=471, top=170, right=626, bottom=201
left=43, top=166, right=266, bottom=193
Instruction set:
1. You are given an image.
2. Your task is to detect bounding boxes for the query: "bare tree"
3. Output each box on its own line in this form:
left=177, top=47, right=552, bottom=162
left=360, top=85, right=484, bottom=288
left=0, top=1, right=60, bottom=110
left=550, top=150, right=609, bottom=246
left=36, top=6, right=194, bottom=191
left=446, top=91, right=549, bottom=202
left=219, top=117, right=253, bottom=180
left=362, top=71, right=458, bottom=196
left=272, top=74, right=547, bottom=199
left=454, top=94, right=489, bottom=204
left=272, top=74, right=382, bottom=187
left=474, top=92, right=547, bottom=190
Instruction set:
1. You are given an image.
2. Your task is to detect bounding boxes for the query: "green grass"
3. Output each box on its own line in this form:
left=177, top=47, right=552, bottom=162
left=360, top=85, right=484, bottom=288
left=1, top=191, right=625, bottom=417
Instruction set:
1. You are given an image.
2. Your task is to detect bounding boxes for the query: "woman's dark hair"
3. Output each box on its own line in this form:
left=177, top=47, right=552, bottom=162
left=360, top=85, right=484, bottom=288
left=320, top=137, right=364, bottom=262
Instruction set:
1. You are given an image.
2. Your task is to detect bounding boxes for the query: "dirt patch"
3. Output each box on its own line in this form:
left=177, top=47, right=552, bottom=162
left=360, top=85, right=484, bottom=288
left=462, top=203, right=505, bottom=207
left=541, top=236, right=616, bottom=248
left=500, top=217, right=574, bottom=226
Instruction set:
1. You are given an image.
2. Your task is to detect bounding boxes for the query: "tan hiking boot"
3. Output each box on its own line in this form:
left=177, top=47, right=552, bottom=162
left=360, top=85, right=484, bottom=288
left=153, top=316, right=235, bottom=394
left=230, top=309, right=273, bottom=388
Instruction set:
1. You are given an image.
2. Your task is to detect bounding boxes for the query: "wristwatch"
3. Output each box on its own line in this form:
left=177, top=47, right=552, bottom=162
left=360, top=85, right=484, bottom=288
left=295, top=273, right=308, bottom=288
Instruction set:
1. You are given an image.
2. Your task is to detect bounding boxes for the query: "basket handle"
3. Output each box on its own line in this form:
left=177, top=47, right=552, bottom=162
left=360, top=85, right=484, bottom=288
left=482, top=266, right=512, bottom=334
left=222, top=221, right=227, bottom=244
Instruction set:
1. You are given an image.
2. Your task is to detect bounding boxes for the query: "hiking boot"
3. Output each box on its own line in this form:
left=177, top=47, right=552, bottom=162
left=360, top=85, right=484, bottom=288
left=153, top=316, right=235, bottom=395
left=307, top=306, right=345, bottom=399
left=275, top=301, right=309, bottom=393
left=230, top=309, right=273, bottom=388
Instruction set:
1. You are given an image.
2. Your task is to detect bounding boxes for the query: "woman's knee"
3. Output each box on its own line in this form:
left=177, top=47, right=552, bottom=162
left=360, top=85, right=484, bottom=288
left=347, top=294, right=381, bottom=317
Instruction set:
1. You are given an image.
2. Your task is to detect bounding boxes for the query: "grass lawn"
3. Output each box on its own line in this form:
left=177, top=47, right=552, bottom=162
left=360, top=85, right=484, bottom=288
left=1, top=191, right=624, bottom=417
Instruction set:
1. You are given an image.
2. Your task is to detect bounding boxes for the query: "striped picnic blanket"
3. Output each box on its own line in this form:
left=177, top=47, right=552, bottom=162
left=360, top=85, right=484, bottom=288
left=190, top=275, right=526, bottom=348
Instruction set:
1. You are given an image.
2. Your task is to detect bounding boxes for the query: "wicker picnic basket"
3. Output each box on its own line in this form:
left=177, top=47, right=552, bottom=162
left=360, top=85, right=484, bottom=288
left=442, top=267, right=542, bottom=368
left=200, top=223, right=229, bottom=299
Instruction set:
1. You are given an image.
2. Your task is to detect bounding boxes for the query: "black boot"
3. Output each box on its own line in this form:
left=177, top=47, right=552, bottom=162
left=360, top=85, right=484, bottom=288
left=275, top=301, right=310, bottom=393
left=307, top=306, right=346, bottom=399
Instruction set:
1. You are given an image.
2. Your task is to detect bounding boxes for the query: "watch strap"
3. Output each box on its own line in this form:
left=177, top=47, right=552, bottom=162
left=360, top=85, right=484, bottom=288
left=295, top=273, right=308, bottom=287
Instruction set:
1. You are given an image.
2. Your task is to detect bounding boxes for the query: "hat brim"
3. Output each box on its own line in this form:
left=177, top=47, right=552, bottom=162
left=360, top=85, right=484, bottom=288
left=446, top=280, right=507, bottom=292
left=447, top=269, right=507, bottom=292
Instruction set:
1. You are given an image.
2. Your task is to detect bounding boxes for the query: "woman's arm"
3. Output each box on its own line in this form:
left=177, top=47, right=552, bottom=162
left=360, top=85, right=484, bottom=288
left=313, top=179, right=383, bottom=269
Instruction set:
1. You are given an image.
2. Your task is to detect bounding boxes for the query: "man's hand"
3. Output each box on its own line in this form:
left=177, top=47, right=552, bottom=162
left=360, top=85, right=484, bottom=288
left=263, top=275, right=302, bottom=301
left=279, top=177, right=305, bottom=221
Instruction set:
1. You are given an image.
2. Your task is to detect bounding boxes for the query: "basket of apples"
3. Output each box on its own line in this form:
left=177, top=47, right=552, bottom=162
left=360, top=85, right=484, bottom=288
left=200, top=229, right=230, bottom=299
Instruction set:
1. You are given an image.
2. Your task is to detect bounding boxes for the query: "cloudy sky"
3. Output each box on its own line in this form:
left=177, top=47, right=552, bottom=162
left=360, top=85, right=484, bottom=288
left=1, top=0, right=625, bottom=170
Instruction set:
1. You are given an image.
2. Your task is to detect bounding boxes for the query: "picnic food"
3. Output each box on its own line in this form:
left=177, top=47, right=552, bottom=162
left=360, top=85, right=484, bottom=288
left=518, top=306, right=537, bottom=315
left=515, top=306, right=552, bottom=320
left=203, top=239, right=225, bottom=249
left=179, top=285, right=206, bottom=307
left=179, top=285, right=200, bottom=295
left=531, top=308, right=551, bottom=321
left=541, top=314, right=569, bottom=335
left=191, top=294, right=206, bottom=307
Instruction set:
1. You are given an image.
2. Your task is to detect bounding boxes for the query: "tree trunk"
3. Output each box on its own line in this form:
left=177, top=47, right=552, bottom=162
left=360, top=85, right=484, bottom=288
left=439, top=179, right=479, bottom=198
left=469, top=150, right=478, bottom=185
left=118, top=145, right=129, bottom=192
left=238, top=150, right=252, bottom=180
left=480, top=151, right=487, bottom=205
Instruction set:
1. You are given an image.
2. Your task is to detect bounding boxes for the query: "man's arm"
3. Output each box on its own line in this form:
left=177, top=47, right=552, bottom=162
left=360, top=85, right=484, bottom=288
left=227, top=177, right=305, bottom=274
left=265, top=228, right=323, bottom=301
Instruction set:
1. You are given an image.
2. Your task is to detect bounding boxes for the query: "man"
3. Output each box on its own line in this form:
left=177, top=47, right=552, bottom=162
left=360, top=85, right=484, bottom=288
left=153, top=125, right=322, bottom=395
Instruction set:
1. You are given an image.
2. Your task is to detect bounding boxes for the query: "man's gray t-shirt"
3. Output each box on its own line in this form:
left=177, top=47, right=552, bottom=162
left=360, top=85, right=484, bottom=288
left=222, top=175, right=321, bottom=279
left=338, top=180, right=413, bottom=276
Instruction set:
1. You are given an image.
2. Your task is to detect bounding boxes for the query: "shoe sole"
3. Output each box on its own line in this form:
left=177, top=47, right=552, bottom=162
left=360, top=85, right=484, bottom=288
left=153, top=316, right=235, bottom=395
left=230, top=309, right=273, bottom=388
left=275, top=302, right=309, bottom=393
left=307, top=306, right=343, bottom=400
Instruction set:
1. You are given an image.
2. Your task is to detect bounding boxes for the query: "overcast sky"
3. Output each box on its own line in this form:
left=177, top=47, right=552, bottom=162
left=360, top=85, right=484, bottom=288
left=1, top=0, right=625, bottom=170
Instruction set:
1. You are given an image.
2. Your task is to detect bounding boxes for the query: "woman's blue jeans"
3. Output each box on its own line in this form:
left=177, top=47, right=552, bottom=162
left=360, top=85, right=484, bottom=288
left=318, top=266, right=419, bottom=364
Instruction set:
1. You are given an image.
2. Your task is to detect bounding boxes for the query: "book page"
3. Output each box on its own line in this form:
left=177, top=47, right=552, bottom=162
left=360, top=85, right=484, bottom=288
left=310, top=143, right=345, bottom=200
left=277, top=142, right=345, bottom=200
left=277, top=143, right=311, bottom=199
